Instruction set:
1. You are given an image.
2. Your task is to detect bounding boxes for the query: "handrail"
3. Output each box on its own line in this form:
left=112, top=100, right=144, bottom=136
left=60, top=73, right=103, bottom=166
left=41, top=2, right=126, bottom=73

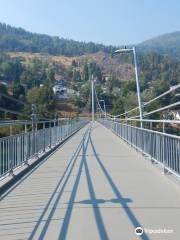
left=0, top=119, right=88, bottom=179
left=99, top=118, right=180, bottom=179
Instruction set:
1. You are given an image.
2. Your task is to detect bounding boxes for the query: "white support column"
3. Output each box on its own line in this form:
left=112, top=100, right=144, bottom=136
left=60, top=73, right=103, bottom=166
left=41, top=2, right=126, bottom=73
left=91, top=76, right=95, bottom=122
left=133, top=46, right=143, bottom=128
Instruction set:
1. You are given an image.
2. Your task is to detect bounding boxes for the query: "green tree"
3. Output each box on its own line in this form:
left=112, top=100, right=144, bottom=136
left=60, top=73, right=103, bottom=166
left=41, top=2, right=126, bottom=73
left=83, top=63, right=89, bottom=81
left=46, top=68, right=55, bottom=83
left=111, top=98, right=124, bottom=115
left=26, top=81, right=56, bottom=119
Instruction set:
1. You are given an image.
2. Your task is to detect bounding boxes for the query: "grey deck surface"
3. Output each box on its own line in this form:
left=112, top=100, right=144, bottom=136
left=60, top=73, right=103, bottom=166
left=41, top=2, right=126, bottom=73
left=0, top=122, right=180, bottom=240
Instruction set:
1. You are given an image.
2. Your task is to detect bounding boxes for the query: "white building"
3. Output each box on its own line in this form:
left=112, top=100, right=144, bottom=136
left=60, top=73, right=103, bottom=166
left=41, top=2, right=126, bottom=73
left=53, top=85, right=66, bottom=95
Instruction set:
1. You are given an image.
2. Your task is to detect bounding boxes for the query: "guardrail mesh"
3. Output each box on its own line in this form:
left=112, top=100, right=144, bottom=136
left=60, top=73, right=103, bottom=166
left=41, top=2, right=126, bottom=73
left=99, top=119, right=180, bottom=177
left=0, top=119, right=87, bottom=178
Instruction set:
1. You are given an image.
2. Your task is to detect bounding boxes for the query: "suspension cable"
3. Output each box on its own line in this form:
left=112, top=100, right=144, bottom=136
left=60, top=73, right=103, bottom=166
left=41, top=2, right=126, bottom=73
left=94, top=87, right=105, bottom=114
left=0, top=106, right=30, bottom=117
left=143, top=101, right=180, bottom=117
left=0, top=93, right=26, bottom=105
left=113, top=83, right=180, bottom=118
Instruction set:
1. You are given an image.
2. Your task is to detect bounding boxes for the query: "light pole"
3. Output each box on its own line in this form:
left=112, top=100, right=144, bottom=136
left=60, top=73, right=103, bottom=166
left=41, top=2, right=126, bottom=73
left=100, top=100, right=107, bottom=118
left=88, top=62, right=95, bottom=122
left=114, top=46, right=143, bottom=128
left=91, top=75, right=95, bottom=122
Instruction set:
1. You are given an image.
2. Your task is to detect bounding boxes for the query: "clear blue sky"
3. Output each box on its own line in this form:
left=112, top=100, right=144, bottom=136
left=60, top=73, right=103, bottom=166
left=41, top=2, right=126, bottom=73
left=0, top=0, right=180, bottom=45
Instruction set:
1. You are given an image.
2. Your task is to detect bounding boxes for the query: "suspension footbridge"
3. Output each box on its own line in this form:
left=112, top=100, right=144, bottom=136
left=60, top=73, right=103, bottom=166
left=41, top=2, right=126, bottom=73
left=0, top=121, right=180, bottom=240
left=0, top=52, right=180, bottom=239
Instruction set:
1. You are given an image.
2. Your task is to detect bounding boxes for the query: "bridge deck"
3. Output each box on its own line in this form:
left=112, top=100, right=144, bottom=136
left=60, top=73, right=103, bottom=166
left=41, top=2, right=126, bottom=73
left=0, top=122, right=180, bottom=240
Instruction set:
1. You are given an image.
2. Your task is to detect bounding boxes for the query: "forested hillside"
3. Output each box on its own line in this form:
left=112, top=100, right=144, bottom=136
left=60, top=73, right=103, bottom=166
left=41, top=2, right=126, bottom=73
left=0, top=23, right=180, bottom=124
left=138, top=31, right=180, bottom=59
left=2, top=22, right=180, bottom=59
left=1, top=50, right=180, bottom=119
left=0, top=23, right=116, bottom=56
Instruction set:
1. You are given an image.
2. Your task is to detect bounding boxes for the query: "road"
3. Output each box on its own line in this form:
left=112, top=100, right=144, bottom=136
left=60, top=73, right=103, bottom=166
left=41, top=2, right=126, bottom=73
left=0, top=122, right=180, bottom=240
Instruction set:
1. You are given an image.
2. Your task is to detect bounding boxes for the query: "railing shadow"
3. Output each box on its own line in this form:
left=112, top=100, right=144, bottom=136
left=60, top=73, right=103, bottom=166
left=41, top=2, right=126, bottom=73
left=82, top=148, right=109, bottom=240
left=89, top=136, right=150, bottom=240
left=0, top=131, right=80, bottom=201
left=28, top=128, right=89, bottom=240
left=29, top=125, right=150, bottom=240
left=58, top=126, right=110, bottom=240
left=58, top=128, right=91, bottom=240
left=76, top=197, right=132, bottom=205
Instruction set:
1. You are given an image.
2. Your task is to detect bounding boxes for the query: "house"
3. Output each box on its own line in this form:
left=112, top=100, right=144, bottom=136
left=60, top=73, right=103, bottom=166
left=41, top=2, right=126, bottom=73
left=53, top=83, right=76, bottom=100
left=175, top=111, right=180, bottom=120
left=53, top=85, right=67, bottom=95
left=166, top=110, right=180, bottom=120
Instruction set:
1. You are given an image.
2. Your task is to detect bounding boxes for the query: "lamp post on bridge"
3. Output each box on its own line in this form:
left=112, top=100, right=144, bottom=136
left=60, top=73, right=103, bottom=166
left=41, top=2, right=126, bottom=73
left=114, top=46, right=143, bottom=128
left=88, top=62, right=95, bottom=122
left=91, top=75, right=95, bottom=122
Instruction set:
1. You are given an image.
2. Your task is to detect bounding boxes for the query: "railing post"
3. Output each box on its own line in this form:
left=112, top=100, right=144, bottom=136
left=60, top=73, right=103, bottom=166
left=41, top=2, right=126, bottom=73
left=43, top=123, right=46, bottom=152
left=24, top=123, right=29, bottom=166
left=49, top=122, right=52, bottom=148
left=130, top=120, right=133, bottom=147
left=25, top=123, right=27, bottom=134
left=9, top=125, right=14, bottom=176
left=126, top=120, right=128, bottom=143
left=9, top=125, right=13, bottom=136
left=68, top=118, right=70, bottom=136
left=70, top=118, right=73, bottom=134
left=60, top=121, right=63, bottom=141
left=163, top=122, right=168, bottom=174
left=149, top=121, right=154, bottom=164
left=53, top=119, right=56, bottom=145
left=113, top=117, right=115, bottom=133
left=31, top=109, right=36, bottom=155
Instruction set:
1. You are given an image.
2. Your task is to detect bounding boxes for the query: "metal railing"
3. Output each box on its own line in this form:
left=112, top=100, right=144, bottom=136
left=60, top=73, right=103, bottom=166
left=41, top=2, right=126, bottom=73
left=0, top=119, right=87, bottom=179
left=99, top=119, right=180, bottom=178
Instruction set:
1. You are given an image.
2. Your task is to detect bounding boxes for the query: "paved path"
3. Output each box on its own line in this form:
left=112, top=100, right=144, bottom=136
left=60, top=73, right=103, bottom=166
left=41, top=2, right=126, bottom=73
left=0, top=122, right=180, bottom=240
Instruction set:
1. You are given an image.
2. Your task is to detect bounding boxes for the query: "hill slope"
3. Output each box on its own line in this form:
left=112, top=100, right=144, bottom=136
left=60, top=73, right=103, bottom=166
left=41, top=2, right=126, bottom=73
left=138, top=31, right=180, bottom=58
left=0, top=23, right=180, bottom=124
left=8, top=51, right=134, bottom=81
left=0, top=23, right=117, bottom=57
left=1, top=22, right=180, bottom=60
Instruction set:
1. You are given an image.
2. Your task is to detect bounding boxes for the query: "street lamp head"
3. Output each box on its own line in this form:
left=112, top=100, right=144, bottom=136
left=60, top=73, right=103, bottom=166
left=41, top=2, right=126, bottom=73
left=112, top=45, right=143, bottom=125
left=114, top=48, right=133, bottom=55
